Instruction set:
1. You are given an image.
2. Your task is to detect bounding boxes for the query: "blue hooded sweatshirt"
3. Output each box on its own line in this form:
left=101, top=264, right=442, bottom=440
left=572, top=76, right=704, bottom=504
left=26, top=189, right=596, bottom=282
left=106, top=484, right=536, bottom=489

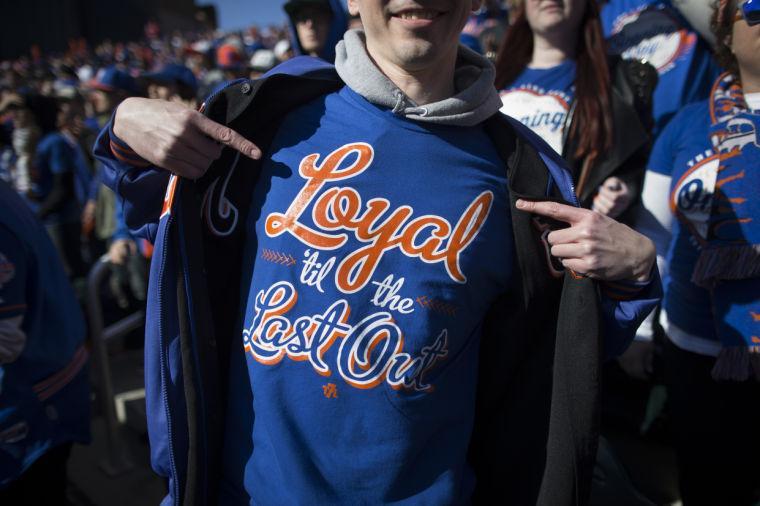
left=286, top=0, right=348, bottom=63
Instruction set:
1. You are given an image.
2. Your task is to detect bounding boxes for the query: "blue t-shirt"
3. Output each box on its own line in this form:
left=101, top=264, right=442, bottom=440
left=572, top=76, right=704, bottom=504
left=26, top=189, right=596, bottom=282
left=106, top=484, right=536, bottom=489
left=601, top=0, right=720, bottom=135
left=499, top=60, right=576, bottom=154
left=647, top=100, right=720, bottom=352
left=221, top=86, right=512, bottom=504
left=29, top=132, right=80, bottom=222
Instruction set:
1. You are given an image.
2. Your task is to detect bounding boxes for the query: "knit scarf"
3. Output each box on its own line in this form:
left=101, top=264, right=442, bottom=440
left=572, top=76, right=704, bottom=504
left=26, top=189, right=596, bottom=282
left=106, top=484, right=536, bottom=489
left=688, top=73, right=760, bottom=380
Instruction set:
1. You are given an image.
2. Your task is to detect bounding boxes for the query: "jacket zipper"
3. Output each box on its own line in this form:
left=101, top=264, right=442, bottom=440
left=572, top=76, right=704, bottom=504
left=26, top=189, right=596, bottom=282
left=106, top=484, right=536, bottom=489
left=157, top=213, right=180, bottom=505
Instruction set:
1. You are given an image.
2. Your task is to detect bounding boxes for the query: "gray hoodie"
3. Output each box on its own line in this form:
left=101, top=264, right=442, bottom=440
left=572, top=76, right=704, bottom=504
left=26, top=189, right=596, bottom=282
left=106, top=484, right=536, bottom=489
left=334, top=29, right=502, bottom=127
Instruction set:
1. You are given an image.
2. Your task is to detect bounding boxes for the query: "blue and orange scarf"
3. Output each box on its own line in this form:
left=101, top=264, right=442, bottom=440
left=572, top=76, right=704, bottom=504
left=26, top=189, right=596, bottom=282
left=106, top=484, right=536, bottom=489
left=691, top=73, right=760, bottom=380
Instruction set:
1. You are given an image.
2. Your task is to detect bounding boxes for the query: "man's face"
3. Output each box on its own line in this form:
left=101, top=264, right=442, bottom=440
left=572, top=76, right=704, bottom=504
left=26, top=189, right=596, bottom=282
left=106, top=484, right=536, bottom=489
left=148, top=82, right=175, bottom=101
left=524, top=0, right=586, bottom=36
left=347, top=0, right=481, bottom=72
left=89, top=89, right=114, bottom=115
left=294, top=5, right=332, bottom=55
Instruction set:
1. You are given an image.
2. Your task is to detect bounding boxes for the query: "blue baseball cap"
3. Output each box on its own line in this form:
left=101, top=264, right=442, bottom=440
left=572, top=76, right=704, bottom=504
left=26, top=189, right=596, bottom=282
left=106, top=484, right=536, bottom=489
left=87, top=66, right=139, bottom=95
left=142, top=63, right=198, bottom=94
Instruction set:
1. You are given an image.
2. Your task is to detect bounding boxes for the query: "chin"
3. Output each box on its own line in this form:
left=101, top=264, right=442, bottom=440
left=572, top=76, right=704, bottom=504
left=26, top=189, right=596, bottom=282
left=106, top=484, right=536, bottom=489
left=389, top=38, right=444, bottom=68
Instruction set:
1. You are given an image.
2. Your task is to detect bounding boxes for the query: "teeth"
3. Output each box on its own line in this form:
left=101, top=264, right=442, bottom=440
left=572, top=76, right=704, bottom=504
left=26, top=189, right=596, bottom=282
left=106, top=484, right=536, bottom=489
left=399, top=10, right=437, bottom=20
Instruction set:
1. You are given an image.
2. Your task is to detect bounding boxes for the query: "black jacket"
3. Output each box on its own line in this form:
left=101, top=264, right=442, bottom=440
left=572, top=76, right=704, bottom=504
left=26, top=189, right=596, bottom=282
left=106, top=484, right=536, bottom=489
left=563, top=58, right=657, bottom=220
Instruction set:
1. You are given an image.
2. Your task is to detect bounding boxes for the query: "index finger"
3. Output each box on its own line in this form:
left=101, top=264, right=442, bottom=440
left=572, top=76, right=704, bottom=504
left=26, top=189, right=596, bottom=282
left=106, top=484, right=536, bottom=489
left=190, top=113, right=262, bottom=160
left=515, top=199, right=588, bottom=225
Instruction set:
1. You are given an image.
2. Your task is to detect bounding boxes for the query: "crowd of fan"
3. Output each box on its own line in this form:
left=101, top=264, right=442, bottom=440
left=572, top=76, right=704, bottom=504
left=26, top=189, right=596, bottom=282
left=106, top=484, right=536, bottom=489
left=2, top=0, right=758, bottom=503
left=0, top=21, right=302, bottom=308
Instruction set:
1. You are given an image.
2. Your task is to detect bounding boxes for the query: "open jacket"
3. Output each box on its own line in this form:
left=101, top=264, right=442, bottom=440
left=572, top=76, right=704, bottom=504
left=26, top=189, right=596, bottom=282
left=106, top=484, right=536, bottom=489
left=563, top=58, right=658, bottom=220
left=93, top=57, right=660, bottom=506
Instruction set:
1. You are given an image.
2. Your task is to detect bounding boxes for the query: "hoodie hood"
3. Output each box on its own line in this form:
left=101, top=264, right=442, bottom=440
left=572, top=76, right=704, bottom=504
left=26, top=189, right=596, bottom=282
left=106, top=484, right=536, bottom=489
left=334, top=29, right=502, bottom=127
left=286, top=0, right=348, bottom=63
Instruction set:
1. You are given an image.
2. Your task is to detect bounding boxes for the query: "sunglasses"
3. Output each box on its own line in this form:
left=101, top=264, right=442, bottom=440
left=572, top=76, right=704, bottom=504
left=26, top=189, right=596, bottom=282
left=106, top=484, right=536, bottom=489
left=735, top=0, right=760, bottom=24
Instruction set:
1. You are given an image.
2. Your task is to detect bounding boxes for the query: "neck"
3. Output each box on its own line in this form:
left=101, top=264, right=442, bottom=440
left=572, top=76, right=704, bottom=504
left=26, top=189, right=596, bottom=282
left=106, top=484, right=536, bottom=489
left=740, top=67, right=760, bottom=94
left=364, top=41, right=457, bottom=105
left=529, top=31, right=576, bottom=68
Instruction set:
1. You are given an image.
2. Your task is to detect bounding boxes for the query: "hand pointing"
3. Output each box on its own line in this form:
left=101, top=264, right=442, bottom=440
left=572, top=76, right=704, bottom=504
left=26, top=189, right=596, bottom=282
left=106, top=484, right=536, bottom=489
left=516, top=199, right=655, bottom=282
left=113, top=97, right=261, bottom=179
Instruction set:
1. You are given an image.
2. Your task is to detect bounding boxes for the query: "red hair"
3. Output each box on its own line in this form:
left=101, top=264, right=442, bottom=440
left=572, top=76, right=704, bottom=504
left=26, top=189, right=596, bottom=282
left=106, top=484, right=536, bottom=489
left=494, top=0, right=613, bottom=172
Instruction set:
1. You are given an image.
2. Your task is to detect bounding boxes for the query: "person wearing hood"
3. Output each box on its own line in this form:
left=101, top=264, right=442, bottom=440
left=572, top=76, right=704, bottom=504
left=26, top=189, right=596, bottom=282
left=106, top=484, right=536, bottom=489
left=95, top=0, right=661, bottom=503
left=284, top=0, right=348, bottom=62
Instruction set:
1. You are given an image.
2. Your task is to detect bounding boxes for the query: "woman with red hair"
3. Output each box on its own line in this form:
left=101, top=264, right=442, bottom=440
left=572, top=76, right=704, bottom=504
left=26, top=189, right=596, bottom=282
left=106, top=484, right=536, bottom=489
left=496, top=0, right=656, bottom=222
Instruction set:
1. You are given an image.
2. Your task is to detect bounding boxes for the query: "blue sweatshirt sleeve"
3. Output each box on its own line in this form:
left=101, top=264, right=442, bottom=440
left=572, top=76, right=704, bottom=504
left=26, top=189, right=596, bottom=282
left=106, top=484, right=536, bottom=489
left=92, top=117, right=168, bottom=243
left=599, top=268, right=662, bottom=359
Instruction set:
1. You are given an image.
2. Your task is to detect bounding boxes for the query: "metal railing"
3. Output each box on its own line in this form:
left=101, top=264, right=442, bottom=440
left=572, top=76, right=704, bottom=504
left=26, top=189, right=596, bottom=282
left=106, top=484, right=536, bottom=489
left=85, top=256, right=146, bottom=476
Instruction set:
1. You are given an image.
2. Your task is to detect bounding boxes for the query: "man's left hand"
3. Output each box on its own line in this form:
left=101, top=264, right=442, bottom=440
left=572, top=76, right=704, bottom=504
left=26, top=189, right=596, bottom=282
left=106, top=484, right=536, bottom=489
left=516, top=199, right=655, bottom=282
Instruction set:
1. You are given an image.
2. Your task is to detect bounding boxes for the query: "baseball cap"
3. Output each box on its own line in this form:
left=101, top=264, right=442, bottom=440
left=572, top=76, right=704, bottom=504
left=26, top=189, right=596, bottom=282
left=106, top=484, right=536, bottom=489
left=283, top=0, right=332, bottom=18
left=87, top=66, right=139, bottom=95
left=142, top=64, right=198, bottom=94
left=216, top=43, right=244, bottom=70
left=249, top=50, right=277, bottom=73
left=273, top=39, right=291, bottom=60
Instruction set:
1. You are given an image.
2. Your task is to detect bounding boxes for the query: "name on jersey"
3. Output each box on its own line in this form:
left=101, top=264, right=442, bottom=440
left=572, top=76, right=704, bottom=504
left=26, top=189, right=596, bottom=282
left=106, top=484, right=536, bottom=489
left=500, top=86, right=571, bottom=154
left=264, top=142, right=493, bottom=294
left=243, top=281, right=448, bottom=392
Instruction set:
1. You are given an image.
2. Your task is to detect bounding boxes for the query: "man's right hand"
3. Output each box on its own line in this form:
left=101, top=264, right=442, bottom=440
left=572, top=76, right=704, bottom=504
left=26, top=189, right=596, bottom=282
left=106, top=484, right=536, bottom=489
left=113, top=98, right=262, bottom=179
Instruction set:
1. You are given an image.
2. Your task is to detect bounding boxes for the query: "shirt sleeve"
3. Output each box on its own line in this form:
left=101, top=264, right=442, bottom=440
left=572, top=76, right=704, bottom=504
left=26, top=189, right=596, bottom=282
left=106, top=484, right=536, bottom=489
left=599, top=267, right=663, bottom=357
left=93, top=116, right=168, bottom=243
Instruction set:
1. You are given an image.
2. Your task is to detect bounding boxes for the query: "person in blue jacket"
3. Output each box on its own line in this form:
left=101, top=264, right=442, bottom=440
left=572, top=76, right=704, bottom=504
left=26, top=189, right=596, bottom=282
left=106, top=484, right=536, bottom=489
left=0, top=179, right=90, bottom=505
left=6, top=93, right=88, bottom=278
left=93, top=0, right=660, bottom=503
left=284, top=0, right=348, bottom=63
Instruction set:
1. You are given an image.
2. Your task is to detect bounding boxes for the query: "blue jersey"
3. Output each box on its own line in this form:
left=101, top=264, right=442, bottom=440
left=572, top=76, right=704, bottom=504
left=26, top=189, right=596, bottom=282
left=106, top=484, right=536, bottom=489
left=222, top=86, right=512, bottom=504
left=0, top=180, right=89, bottom=486
left=601, top=0, right=720, bottom=135
left=647, top=100, right=720, bottom=354
left=28, top=132, right=81, bottom=223
left=499, top=60, right=576, bottom=154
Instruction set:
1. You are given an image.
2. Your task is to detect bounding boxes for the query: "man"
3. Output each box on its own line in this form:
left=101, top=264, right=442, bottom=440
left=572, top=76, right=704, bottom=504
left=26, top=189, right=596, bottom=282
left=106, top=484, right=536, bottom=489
left=82, top=66, right=141, bottom=249
left=0, top=179, right=90, bottom=504
left=284, top=0, right=348, bottom=62
left=95, top=1, right=660, bottom=504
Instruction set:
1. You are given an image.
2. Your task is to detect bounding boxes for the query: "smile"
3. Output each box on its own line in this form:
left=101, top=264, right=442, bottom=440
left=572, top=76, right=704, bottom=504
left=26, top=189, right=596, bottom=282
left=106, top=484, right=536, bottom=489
left=395, top=9, right=440, bottom=20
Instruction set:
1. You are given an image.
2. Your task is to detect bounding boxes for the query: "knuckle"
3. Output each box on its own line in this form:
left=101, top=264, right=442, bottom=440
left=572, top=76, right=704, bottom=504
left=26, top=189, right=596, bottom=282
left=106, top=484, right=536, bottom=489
left=217, top=127, right=233, bottom=143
